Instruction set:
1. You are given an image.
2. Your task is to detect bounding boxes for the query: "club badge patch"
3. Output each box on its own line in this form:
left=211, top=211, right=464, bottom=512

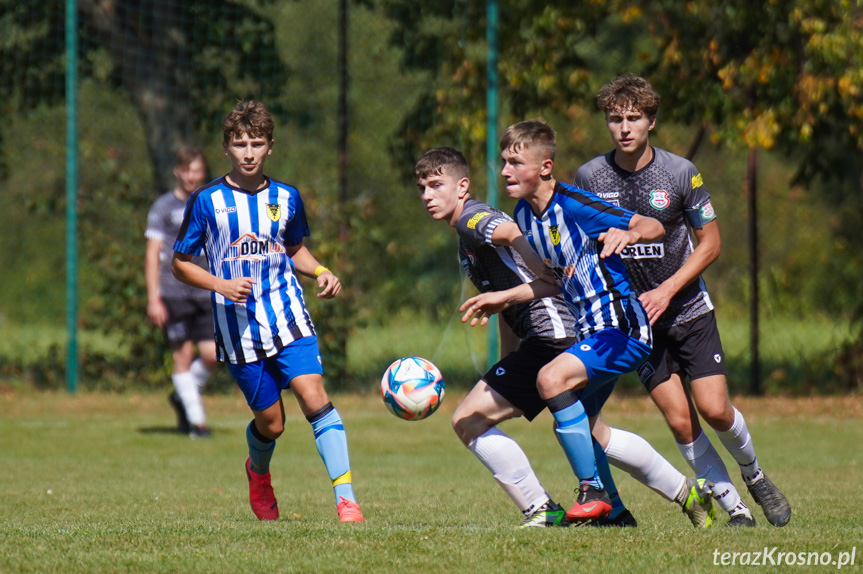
left=266, top=204, right=281, bottom=222
left=550, top=225, right=561, bottom=245
left=649, top=190, right=670, bottom=210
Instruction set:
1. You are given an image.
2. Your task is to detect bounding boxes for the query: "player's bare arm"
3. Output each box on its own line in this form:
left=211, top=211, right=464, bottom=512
left=286, top=243, right=341, bottom=299
left=460, top=279, right=561, bottom=327
left=490, top=221, right=556, bottom=284
left=145, top=238, right=169, bottom=327
left=598, top=213, right=665, bottom=259
left=639, top=219, right=721, bottom=324
left=172, top=252, right=256, bottom=303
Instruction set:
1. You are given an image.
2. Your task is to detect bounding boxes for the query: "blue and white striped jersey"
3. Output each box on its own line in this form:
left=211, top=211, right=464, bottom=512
left=513, top=181, right=651, bottom=345
left=174, top=176, right=315, bottom=364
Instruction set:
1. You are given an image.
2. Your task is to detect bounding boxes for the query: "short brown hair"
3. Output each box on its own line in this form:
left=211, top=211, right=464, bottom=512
left=597, top=75, right=661, bottom=117
left=415, top=147, right=470, bottom=182
left=222, top=100, right=275, bottom=144
left=175, top=146, right=207, bottom=170
left=499, top=120, right=556, bottom=161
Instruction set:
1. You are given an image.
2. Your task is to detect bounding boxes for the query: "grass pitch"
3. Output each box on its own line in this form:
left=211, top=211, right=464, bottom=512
left=1, top=390, right=861, bottom=573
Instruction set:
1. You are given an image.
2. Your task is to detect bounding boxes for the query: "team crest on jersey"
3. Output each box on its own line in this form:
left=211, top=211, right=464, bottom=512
left=467, top=211, right=490, bottom=229
left=649, top=190, right=670, bottom=210
left=266, top=204, right=282, bottom=222
left=549, top=225, right=561, bottom=246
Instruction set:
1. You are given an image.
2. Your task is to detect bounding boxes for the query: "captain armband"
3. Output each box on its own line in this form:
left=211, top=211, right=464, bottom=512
left=684, top=200, right=717, bottom=229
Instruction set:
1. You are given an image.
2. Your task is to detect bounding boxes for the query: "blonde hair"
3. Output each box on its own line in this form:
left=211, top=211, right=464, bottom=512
left=499, top=120, right=555, bottom=161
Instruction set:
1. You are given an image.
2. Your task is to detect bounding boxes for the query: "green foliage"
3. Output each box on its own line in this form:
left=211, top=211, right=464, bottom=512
left=1, top=0, right=861, bottom=390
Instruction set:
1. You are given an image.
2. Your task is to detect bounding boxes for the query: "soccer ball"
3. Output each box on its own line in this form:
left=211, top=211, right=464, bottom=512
left=380, top=357, right=445, bottom=421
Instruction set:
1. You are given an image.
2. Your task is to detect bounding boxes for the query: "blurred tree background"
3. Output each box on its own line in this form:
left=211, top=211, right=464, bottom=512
left=0, top=0, right=860, bottom=394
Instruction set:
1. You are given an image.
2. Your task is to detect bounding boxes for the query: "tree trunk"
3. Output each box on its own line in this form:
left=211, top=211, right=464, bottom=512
left=79, top=0, right=198, bottom=192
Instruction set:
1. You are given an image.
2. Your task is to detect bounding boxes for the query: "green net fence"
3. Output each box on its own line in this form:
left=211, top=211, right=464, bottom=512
left=1, top=0, right=860, bottom=394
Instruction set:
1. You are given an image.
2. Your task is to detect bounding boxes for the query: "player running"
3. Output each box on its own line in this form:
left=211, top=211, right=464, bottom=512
left=145, top=147, right=218, bottom=438
left=461, top=121, right=716, bottom=526
left=172, top=100, right=363, bottom=523
left=574, top=74, right=790, bottom=527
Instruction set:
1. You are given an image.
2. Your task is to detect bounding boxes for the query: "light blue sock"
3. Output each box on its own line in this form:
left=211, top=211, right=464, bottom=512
left=594, top=438, right=624, bottom=517
left=309, top=404, right=356, bottom=504
left=246, top=421, right=275, bottom=474
left=548, top=394, right=602, bottom=489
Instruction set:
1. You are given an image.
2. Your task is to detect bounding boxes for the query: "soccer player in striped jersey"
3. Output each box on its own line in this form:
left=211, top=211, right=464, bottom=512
left=172, top=100, right=363, bottom=523
left=574, top=75, right=790, bottom=527
left=461, top=120, right=680, bottom=524
left=417, top=147, right=715, bottom=528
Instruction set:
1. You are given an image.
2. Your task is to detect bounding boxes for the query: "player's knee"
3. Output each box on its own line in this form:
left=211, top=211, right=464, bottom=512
left=536, top=368, right=563, bottom=399
left=451, top=411, right=488, bottom=446
left=665, top=411, right=698, bottom=443
left=259, top=419, right=284, bottom=439
left=699, top=403, right=734, bottom=431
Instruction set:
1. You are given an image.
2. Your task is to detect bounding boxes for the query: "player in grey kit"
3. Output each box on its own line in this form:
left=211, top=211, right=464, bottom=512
left=575, top=74, right=790, bottom=527
left=145, top=147, right=218, bottom=437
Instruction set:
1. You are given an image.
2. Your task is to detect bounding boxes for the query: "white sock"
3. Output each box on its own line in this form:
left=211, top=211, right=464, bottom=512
left=604, top=427, right=686, bottom=502
left=468, top=427, right=549, bottom=514
left=189, top=358, right=212, bottom=389
left=173, top=371, right=205, bottom=426
left=678, top=431, right=740, bottom=512
left=714, top=407, right=761, bottom=483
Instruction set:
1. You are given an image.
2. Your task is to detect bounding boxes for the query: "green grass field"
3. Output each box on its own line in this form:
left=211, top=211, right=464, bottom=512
left=1, top=390, right=861, bottom=573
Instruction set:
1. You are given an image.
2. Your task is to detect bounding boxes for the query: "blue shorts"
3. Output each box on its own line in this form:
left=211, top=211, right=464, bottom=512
left=228, top=336, right=324, bottom=411
left=566, top=329, right=652, bottom=417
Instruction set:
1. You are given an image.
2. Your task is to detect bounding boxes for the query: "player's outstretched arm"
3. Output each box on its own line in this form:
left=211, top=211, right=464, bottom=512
left=286, top=243, right=341, bottom=299
left=597, top=214, right=665, bottom=258
left=172, top=252, right=256, bottom=303
left=490, top=221, right=556, bottom=284
left=459, top=280, right=561, bottom=327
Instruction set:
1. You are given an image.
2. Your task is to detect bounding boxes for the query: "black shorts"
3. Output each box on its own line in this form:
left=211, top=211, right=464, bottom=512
left=637, top=310, right=727, bottom=392
left=483, top=336, right=576, bottom=421
left=162, top=297, right=214, bottom=348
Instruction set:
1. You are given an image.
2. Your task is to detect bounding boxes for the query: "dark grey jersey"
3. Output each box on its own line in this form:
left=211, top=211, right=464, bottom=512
left=456, top=199, right=576, bottom=342
left=574, top=148, right=715, bottom=329
left=145, top=190, right=210, bottom=300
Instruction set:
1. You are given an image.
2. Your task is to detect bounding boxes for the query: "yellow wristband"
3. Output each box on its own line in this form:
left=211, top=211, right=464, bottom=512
left=314, top=265, right=330, bottom=278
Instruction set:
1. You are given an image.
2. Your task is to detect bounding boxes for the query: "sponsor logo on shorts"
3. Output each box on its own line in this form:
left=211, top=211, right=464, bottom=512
left=620, top=243, right=665, bottom=259
left=550, top=225, right=561, bottom=246
left=496, top=367, right=506, bottom=376
left=467, top=211, right=490, bottom=229
left=714, top=353, right=722, bottom=363
left=649, top=190, right=670, bottom=210
left=637, top=362, right=655, bottom=383
left=580, top=344, right=591, bottom=351
left=266, top=203, right=282, bottom=222
left=691, top=173, right=704, bottom=189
